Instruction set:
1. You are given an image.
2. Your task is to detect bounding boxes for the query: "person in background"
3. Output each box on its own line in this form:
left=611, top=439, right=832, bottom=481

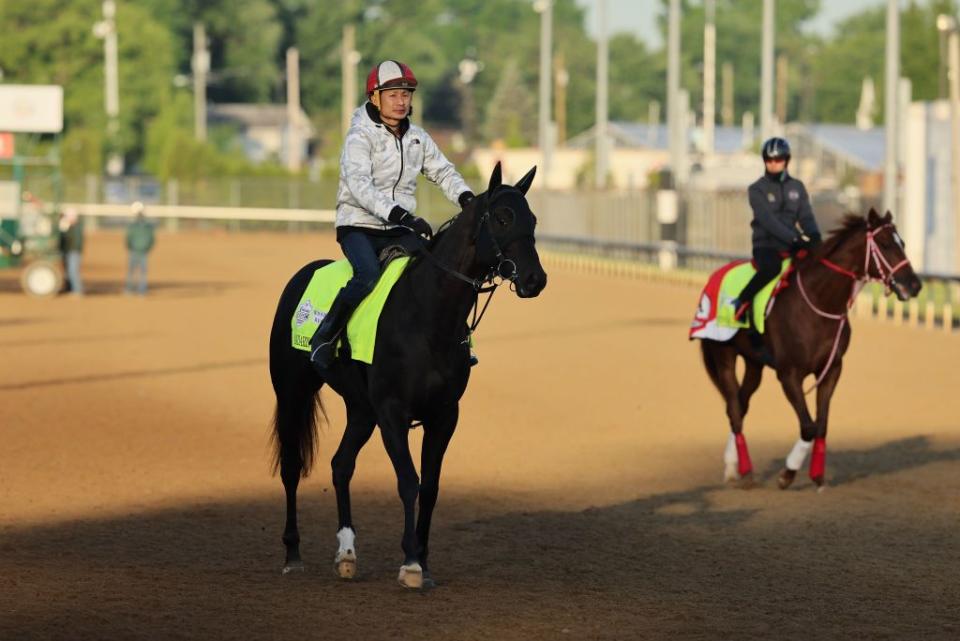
left=125, top=201, right=155, bottom=295
left=59, top=206, right=84, bottom=296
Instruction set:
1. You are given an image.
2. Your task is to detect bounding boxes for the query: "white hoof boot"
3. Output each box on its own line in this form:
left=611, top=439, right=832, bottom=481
left=723, top=462, right=740, bottom=483
left=334, top=527, right=357, bottom=580
left=397, top=562, right=423, bottom=589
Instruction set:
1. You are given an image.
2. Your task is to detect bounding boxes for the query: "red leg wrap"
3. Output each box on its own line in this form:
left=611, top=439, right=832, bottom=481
left=809, top=437, right=827, bottom=480
left=735, top=433, right=753, bottom=476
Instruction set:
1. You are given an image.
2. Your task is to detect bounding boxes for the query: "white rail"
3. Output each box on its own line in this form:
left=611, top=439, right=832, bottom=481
left=65, top=202, right=335, bottom=223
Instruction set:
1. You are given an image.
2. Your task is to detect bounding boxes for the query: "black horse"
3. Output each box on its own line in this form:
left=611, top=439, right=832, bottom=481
left=269, top=162, right=547, bottom=587
left=699, top=209, right=922, bottom=490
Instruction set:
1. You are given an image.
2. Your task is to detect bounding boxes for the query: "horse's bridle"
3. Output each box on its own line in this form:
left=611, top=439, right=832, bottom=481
left=818, top=223, right=911, bottom=294
left=794, top=222, right=914, bottom=394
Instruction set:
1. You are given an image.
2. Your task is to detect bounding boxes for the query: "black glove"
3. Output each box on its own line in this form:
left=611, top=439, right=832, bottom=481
left=389, top=206, right=432, bottom=239
left=458, top=191, right=475, bottom=208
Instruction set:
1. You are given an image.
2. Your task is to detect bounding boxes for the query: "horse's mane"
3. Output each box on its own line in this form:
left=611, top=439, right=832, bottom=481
left=814, top=213, right=867, bottom=258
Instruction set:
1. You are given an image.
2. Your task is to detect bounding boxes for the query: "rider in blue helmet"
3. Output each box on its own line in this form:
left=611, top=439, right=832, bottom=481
left=731, top=137, right=822, bottom=327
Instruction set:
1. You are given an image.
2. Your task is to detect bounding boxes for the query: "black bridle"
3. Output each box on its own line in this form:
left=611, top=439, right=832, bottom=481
left=410, top=190, right=534, bottom=335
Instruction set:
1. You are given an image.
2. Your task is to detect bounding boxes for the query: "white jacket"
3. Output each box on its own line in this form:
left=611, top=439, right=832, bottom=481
left=336, top=103, right=471, bottom=230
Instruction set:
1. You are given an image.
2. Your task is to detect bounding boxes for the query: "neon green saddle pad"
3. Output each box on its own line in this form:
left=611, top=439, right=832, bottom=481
left=715, top=258, right=791, bottom=334
left=291, top=257, right=409, bottom=364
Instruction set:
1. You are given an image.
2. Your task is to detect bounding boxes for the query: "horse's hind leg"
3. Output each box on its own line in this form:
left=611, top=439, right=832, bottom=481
left=331, top=398, right=377, bottom=579
left=701, top=341, right=755, bottom=485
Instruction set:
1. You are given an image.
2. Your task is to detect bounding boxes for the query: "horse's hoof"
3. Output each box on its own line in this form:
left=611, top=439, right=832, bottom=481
left=737, top=471, right=756, bottom=489
left=282, top=560, right=305, bottom=575
left=778, top=468, right=797, bottom=490
left=334, top=552, right=357, bottom=580
left=398, top=562, right=423, bottom=589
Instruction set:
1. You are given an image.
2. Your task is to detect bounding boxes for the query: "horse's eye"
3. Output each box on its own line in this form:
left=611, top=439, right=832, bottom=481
left=494, top=207, right=514, bottom=227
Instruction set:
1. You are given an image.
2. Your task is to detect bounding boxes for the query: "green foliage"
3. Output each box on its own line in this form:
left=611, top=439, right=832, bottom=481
left=4, top=0, right=959, bottom=176
left=811, top=0, right=957, bottom=123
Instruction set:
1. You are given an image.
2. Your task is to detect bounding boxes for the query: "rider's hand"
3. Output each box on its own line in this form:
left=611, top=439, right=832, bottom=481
left=401, top=213, right=433, bottom=239
left=458, top=191, right=476, bottom=208
left=389, top=205, right=432, bottom=239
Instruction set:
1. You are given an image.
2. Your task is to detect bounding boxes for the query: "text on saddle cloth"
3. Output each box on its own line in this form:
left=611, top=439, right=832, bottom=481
left=689, top=257, right=792, bottom=341
left=291, top=257, right=410, bottom=364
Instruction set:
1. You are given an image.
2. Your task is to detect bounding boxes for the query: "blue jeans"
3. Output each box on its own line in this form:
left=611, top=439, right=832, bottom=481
left=66, top=251, right=83, bottom=294
left=126, top=252, right=149, bottom=294
left=338, top=230, right=418, bottom=306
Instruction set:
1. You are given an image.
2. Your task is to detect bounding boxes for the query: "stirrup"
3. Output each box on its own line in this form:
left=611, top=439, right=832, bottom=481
left=309, top=338, right=338, bottom=370
left=469, top=350, right=479, bottom=367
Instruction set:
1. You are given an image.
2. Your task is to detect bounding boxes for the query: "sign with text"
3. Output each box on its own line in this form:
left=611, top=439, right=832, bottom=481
left=0, top=85, right=64, bottom=133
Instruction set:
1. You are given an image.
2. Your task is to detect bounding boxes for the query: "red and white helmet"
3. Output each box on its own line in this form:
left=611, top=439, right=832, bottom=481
left=366, top=60, right=418, bottom=95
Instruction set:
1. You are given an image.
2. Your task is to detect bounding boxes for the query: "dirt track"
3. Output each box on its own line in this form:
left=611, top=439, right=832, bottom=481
left=1, top=229, right=958, bottom=640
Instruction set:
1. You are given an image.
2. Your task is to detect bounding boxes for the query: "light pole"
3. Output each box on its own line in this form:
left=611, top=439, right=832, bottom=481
left=884, top=0, right=900, bottom=215
left=534, top=0, right=553, bottom=187
left=938, top=14, right=960, bottom=272
left=703, top=0, right=716, bottom=156
left=192, top=23, right=209, bottom=142
left=341, top=24, right=360, bottom=136
left=760, top=0, right=774, bottom=141
left=595, top=0, right=609, bottom=188
left=93, top=0, right=122, bottom=176
left=667, top=0, right=681, bottom=184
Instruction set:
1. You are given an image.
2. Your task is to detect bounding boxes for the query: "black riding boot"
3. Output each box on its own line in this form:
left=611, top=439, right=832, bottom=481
left=309, top=289, right=358, bottom=371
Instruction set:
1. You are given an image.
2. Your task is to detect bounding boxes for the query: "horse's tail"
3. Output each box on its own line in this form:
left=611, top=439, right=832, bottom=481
left=269, top=259, right=331, bottom=478
left=269, top=376, right=325, bottom=478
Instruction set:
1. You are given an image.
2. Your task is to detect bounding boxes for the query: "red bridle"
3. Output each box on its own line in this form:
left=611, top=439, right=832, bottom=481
left=794, top=223, right=913, bottom=393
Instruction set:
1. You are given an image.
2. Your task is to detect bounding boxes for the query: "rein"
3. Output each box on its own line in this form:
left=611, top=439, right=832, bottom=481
left=410, top=192, right=530, bottom=342
left=795, top=223, right=909, bottom=394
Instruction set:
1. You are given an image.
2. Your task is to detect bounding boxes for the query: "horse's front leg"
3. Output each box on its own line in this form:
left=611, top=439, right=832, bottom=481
left=377, top=402, right=423, bottom=588
left=808, top=360, right=843, bottom=489
left=776, top=367, right=818, bottom=490
left=331, top=399, right=377, bottom=579
left=417, top=404, right=459, bottom=586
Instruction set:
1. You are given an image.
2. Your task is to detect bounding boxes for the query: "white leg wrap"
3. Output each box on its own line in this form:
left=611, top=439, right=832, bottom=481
left=336, top=527, right=356, bottom=559
left=723, top=433, right=739, bottom=481
left=786, top=439, right=813, bottom=471
left=724, top=433, right=738, bottom=465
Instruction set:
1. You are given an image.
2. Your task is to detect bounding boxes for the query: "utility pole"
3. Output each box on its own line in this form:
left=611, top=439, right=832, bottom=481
left=535, top=0, right=553, bottom=186
left=884, top=0, right=900, bottom=215
left=192, top=23, right=209, bottom=142
left=760, top=0, right=775, bottom=140
left=703, top=0, right=716, bottom=156
left=286, top=47, right=301, bottom=172
left=554, top=51, right=568, bottom=147
left=940, top=15, right=960, bottom=271
left=776, top=54, right=788, bottom=125
left=93, top=0, right=121, bottom=175
left=595, top=0, right=609, bottom=188
left=341, top=24, right=359, bottom=136
left=722, top=62, right=734, bottom=127
left=667, top=0, right=682, bottom=184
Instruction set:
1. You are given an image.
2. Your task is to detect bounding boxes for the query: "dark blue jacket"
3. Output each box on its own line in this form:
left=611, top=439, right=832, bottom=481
left=748, top=173, right=819, bottom=251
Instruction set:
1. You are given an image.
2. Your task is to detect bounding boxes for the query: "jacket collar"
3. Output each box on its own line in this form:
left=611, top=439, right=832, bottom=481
left=365, top=101, right=410, bottom=138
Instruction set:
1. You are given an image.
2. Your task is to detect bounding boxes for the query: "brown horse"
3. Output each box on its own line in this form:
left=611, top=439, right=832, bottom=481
left=699, top=209, right=922, bottom=490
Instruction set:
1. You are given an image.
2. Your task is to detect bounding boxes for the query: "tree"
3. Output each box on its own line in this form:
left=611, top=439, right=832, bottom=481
left=811, top=0, right=956, bottom=123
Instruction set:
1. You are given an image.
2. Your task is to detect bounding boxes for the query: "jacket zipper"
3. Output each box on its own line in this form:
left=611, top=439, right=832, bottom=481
left=392, top=134, right=404, bottom=201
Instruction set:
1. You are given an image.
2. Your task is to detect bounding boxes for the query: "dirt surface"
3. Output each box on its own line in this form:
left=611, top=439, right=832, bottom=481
left=1, top=229, right=958, bottom=640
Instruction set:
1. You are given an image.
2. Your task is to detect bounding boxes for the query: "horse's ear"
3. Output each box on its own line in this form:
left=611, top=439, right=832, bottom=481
left=514, top=166, right=537, bottom=195
left=867, top=207, right=881, bottom=226
left=883, top=210, right=893, bottom=223
left=488, top=161, right=503, bottom=193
